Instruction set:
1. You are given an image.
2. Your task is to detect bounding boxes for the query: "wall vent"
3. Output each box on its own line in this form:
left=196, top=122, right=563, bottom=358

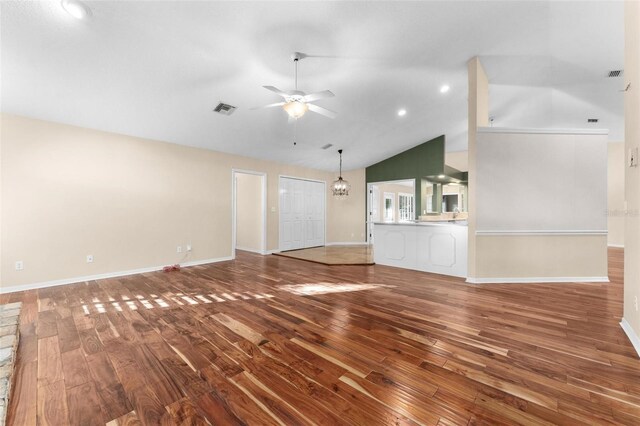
left=321, top=143, right=333, bottom=150
left=587, top=118, right=599, bottom=123
left=607, top=70, right=623, bottom=78
left=213, top=103, right=237, bottom=115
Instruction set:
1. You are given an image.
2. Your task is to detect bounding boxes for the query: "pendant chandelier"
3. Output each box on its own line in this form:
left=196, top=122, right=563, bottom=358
left=331, top=149, right=350, bottom=198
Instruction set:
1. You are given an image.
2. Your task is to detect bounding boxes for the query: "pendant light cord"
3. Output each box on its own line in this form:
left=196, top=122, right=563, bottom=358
left=338, top=149, right=343, bottom=178
left=294, top=58, right=298, bottom=91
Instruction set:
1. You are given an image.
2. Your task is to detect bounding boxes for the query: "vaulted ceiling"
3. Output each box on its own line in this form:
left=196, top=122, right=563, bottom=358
left=1, top=1, right=624, bottom=171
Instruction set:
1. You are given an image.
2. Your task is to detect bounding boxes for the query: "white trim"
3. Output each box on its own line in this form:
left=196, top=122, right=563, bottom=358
left=0, top=256, right=233, bottom=294
left=325, top=242, right=369, bottom=246
left=264, top=249, right=281, bottom=255
left=232, top=169, right=267, bottom=260
left=367, top=178, right=417, bottom=186
left=235, top=246, right=264, bottom=254
left=608, top=243, right=625, bottom=248
left=278, top=174, right=326, bottom=184
left=466, top=276, right=609, bottom=284
left=476, top=230, right=607, bottom=236
left=621, top=318, right=640, bottom=357
left=477, top=127, right=609, bottom=135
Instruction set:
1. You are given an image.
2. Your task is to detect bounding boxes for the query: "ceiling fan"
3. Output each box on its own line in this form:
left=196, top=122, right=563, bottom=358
left=253, top=52, right=337, bottom=121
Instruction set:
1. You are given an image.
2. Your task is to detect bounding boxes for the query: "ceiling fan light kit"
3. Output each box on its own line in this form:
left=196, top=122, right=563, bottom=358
left=283, top=100, right=308, bottom=119
left=255, top=52, right=337, bottom=121
left=331, top=149, right=350, bottom=199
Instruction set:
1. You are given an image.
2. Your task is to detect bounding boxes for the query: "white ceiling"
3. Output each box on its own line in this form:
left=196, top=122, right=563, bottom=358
left=1, top=1, right=624, bottom=171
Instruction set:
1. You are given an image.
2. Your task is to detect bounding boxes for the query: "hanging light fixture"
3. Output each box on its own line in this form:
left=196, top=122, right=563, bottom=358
left=283, top=55, right=308, bottom=119
left=331, top=149, right=350, bottom=198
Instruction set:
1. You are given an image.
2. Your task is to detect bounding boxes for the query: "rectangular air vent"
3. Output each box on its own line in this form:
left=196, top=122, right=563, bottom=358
left=607, top=70, right=623, bottom=78
left=213, top=103, right=237, bottom=115
left=321, top=143, right=333, bottom=150
left=587, top=118, right=599, bottom=123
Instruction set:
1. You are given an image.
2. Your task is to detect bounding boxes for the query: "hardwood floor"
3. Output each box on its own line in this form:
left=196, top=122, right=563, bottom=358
left=273, top=245, right=374, bottom=265
left=3, top=247, right=638, bottom=425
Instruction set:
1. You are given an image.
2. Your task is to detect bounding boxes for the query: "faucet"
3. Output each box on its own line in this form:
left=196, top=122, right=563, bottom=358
left=453, top=207, right=460, bottom=219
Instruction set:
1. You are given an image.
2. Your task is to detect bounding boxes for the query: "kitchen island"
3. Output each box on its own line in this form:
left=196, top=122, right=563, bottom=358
left=373, top=221, right=468, bottom=278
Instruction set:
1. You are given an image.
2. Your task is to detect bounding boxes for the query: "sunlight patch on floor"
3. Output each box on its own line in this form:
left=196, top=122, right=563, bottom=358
left=79, top=291, right=275, bottom=315
left=279, top=282, right=393, bottom=296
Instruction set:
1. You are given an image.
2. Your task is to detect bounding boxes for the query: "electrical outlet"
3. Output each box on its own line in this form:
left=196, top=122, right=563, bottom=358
left=177, top=246, right=182, bottom=253
left=271, top=206, right=276, bottom=213
left=86, top=255, right=94, bottom=263
left=15, top=261, right=24, bottom=271
left=186, top=244, right=192, bottom=252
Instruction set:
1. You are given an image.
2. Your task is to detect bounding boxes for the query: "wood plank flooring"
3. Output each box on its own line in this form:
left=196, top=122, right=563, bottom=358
left=274, top=245, right=374, bottom=265
left=3, top=247, right=638, bottom=425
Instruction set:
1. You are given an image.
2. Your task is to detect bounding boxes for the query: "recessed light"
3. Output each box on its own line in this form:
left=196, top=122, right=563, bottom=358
left=397, top=109, right=407, bottom=117
left=440, top=85, right=450, bottom=94
left=438, top=174, right=446, bottom=179
left=61, top=0, right=91, bottom=19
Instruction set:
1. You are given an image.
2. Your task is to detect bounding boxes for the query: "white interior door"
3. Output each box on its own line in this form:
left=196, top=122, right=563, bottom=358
left=304, top=180, right=325, bottom=248
left=367, top=185, right=380, bottom=244
left=279, top=177, right=325, bottom=251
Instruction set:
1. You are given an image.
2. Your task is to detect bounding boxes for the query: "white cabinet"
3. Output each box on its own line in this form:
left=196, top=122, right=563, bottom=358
left=279, top=177, right=325, bottom=251
left=373, top=222, right=468, bottom=278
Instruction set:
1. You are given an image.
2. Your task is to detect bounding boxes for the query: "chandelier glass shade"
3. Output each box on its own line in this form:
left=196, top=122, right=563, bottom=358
left=331, top=149, right=350, bottom=198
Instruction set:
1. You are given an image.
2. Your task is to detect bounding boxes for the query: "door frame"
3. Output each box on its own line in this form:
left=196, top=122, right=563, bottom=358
left=278, top=175, right=327, bottom=252
left=232, top=169, right=267, bottom=259
left=366, top=178, right=417, bottom=243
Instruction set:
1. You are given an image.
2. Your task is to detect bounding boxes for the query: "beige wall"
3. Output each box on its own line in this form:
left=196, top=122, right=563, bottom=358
left=624, top=0, right=640, bottom=346
left=609, top=142, right=625, bottom=247
left=444, top=146, right=624, bottom=247
left=475, top=235, right=608, bottom=280
left=235, top=173, right=263, bottom=253
left=0, top=114, right=366, bottom=289
left=467, top=57, right=490, bottom=280
left=445, top=150, right=469, bottom=172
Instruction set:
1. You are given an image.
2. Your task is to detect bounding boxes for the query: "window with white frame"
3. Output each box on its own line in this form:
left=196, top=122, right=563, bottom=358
left=383, top=193, right=395, bottom=222
left=398, top=193, right=415, bottom=222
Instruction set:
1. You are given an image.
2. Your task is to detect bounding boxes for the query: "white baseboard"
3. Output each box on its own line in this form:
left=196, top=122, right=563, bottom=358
left=325, top=242, right=369, bottom=246
left=620, top=318, right=640, bottom=358
left=608, top=244, right=625, bottom=248
left=235, top=246, right=264, bottom=255
left=0, top=256, right=233, bottom=294
left=466, top=276, right=610, bottom=284
left=264, top=249, right=280, bottom=255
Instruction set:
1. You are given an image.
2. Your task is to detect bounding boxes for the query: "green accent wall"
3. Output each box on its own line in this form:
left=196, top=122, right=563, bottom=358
left=366, top=135, right=446, bottom=219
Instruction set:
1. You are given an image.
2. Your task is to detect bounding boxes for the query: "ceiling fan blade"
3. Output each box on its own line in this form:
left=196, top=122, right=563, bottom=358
left=263, top=86, right=289, bottom=98
left=307, top=103, right=337, bottom=119
left=302, top=90, right=335, bottom=103
left=250, top=102, right=286, bottom=110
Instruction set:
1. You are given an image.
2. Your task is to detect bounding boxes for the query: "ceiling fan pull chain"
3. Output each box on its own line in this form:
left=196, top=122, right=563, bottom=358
left=293, top=119, right=297, bottom=146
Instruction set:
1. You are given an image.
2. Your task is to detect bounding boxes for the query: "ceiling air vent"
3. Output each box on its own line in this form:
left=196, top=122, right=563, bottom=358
left=587, top=118, right=599, bottom=123
left=213, top=103, right=237, bottom=115
left=321, top=143, right=333, bottom=150
left=607, top=70, right=623, bottom=78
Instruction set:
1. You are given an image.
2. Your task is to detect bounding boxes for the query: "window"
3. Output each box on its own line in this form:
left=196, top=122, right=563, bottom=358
left=398, top=193, right=415, bottom=221
left=383, top=193, right=395, bottom=222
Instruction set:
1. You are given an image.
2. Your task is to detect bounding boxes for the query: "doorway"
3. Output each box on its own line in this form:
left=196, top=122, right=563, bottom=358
left=232, top=170, right=267, bottom=257
left=367, top=179, right=416, bottom=243
left=279, top=176, right=326, bottom=251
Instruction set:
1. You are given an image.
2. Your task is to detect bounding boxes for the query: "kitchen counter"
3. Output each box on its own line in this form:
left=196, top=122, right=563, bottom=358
left=372, top=221, right=468, bottom=278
